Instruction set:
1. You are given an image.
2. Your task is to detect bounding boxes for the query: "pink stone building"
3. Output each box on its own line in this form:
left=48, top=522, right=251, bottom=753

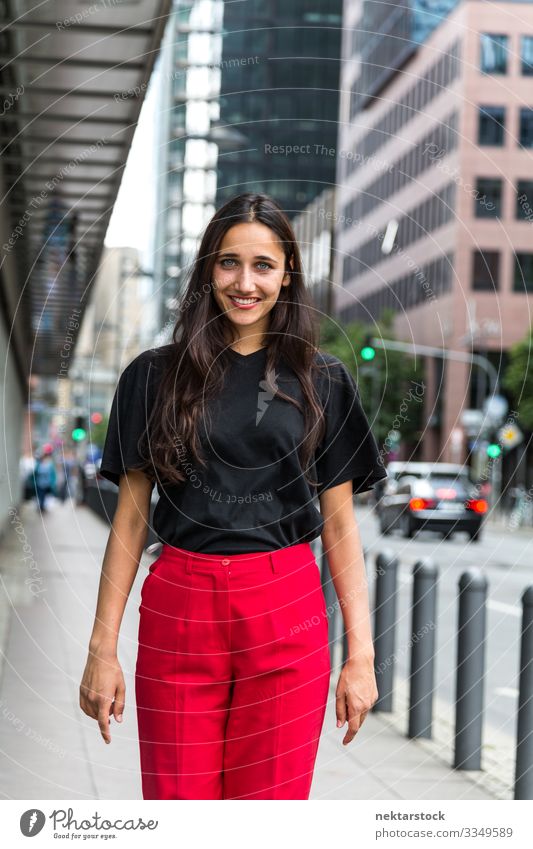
left=336, top=0, right=533, bottom=468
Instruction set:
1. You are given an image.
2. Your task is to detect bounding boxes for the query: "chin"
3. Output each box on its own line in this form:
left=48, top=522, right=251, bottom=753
left=228, top=314, right=261, bottom=324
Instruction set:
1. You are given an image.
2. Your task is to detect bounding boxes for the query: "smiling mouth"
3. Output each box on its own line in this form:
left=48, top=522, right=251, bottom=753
left=228, top=296, right=262, bottom=306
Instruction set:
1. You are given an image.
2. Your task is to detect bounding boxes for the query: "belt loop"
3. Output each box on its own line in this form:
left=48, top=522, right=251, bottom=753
left=269, top=550, right=280, bottom=573
left=185, top=552, right=193, bottom=574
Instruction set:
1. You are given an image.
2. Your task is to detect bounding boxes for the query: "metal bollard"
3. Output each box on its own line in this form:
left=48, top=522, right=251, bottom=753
left=342, top=548, right=368, bottom=666
left=372, top=549, right=399, bottom=712
left=514, top=585, right=533, bottom=799
left=454, top=568, right=488, bottom=770
left=408, top=558, right=438, bottom=739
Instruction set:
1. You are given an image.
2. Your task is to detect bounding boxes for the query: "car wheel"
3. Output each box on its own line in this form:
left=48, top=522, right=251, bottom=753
left=380, top=520, right=392, bottom=536
left=401, top=513, right=414, bottom=538
left=469, top=529, right=482, bottom=543
left=442, top=529, right=454, bottom=540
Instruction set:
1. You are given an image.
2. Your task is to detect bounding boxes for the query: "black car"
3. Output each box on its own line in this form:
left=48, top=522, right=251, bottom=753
left=377, top=471, right=487, bottom=542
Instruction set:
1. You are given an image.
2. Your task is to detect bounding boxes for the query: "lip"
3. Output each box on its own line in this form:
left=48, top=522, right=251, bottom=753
left=227, top=295, right=262, bottom=310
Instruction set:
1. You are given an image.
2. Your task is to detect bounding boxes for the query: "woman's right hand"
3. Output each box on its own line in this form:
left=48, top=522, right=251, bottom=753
left=79, top=650, right=125, bottom=744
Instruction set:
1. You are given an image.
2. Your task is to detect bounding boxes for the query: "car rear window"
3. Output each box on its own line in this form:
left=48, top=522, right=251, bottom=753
left=427, top=475, right=470, bottom=493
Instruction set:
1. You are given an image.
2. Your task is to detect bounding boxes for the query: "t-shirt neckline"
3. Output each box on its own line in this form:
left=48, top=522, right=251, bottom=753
left=227, top=346, right=268, bottom=361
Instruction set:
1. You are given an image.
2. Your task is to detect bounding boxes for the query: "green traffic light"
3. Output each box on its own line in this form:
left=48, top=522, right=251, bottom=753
left=72, top=428, right=87, bottom=442
left=486, top=443, right=501, bottom=459
left=361, top=346, right=376, bottom=361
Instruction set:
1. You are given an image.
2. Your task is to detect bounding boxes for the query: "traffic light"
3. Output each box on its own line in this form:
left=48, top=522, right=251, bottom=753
left=360, top=334, right=376, bottom=361
left=72, top=414, right=87, bottom=442
left=486, top=442, right=502, bottom=459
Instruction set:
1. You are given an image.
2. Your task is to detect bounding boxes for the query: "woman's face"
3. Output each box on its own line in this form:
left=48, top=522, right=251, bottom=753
left=211, top=221, right=292, bottom=341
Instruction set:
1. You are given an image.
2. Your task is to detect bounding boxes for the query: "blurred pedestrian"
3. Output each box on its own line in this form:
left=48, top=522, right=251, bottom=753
left=34, top=448, right=57, bottom=512
left=20, top=454, right=36, bottom=501
left=479, top=480, right=492, bottom=500
left=55, top=450, right=76, bottom=502
left=61, top=450, right=78, bottom=501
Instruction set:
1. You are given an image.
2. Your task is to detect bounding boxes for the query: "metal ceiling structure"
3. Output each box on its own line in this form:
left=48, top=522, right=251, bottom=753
left=0, top=0, right=172, bottom=377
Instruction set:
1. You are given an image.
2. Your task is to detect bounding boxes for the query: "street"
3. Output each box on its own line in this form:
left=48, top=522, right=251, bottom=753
left=357, top=504, right=531, bottom=747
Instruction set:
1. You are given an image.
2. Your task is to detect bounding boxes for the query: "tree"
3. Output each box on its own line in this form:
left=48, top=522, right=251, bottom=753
left=319, top=310, right=426, bottom=455
left=502, top=326, right=533, bottom=430
left=89, top=415, right=109, bottom=449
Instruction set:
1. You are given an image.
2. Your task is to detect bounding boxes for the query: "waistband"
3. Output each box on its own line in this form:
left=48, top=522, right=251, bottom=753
left=157, top=541, right=316, bottom=574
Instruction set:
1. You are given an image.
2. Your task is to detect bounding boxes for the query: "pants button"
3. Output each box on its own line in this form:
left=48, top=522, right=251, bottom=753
left=221, top=558, right=230, bottom=565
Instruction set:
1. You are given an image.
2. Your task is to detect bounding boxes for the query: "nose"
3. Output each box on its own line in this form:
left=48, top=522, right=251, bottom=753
left=232, top=265, right=257, bottom=293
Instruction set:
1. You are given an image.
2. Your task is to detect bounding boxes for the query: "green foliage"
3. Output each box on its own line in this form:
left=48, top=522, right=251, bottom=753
left=502, top=328, right=533, bottom=430
left=318, top=312, right=426, bottom=450
left=88, top=417, right=109, bottom=449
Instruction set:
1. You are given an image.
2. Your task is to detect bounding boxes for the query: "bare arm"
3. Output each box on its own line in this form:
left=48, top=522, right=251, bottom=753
left=80, top=469, right=153, bottom=743
left=319, top=481, right=378, bottom=744
left=89, top=469, right=153, bottom=654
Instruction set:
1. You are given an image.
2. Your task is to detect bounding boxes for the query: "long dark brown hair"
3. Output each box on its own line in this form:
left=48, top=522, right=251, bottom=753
left=137, top=192, right=331, bottom=489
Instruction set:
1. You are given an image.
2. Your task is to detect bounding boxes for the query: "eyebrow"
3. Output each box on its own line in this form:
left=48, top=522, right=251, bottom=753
left=217, top=251, right=279, bottom=263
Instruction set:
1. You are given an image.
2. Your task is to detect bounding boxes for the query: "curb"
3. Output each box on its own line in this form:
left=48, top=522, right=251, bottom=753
left=370, top=676, right=514, bottom=799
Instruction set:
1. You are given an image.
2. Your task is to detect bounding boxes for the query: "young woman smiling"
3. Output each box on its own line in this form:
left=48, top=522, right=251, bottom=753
left=79, top=192, right=387, bottom=800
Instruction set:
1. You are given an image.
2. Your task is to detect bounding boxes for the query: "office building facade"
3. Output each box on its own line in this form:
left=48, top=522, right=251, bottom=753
left=152, top=0, right=224, bottom=332
left=336, top=0, right=533, bottom=464
left=216, top=0, right=343, bottom=214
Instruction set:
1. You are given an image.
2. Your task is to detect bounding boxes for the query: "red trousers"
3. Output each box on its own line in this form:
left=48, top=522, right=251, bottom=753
left=135, top=541, right=331, bottom=799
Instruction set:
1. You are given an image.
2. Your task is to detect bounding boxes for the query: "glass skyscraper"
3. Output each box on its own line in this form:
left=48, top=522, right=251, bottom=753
left=352, top=0, right=460, bottom=112
left=216, top=0, right=343, bottom=215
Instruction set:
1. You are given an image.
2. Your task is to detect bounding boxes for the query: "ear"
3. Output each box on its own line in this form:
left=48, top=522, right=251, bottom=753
left=283, top=255, right=294, bottom=286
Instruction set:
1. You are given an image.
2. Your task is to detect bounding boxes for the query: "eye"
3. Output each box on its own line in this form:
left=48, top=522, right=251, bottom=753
left=219, top=258, right=272, bottom=270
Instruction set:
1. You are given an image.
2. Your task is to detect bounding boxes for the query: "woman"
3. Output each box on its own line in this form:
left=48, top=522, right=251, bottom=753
left=79, top=192, right=387, bottom=800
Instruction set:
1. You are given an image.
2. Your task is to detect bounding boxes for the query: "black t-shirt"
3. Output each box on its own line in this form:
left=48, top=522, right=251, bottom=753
left=99, top=344, right=388, bottom=553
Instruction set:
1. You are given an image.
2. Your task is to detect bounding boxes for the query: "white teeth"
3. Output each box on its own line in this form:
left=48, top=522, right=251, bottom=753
left=230, top=297, right=260, bottom=304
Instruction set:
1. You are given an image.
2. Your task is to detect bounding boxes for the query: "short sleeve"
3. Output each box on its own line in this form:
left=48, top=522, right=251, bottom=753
left=313, top=359, right=388, bottom=496
left=99, top=353, right=154, bottom=487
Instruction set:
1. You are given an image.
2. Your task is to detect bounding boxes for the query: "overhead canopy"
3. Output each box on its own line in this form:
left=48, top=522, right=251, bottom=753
left=0, top=0, right=171, bottom=377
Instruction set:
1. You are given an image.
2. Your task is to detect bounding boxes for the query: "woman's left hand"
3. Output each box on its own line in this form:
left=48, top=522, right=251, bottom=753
left=335, top=655, right=378, bottom=745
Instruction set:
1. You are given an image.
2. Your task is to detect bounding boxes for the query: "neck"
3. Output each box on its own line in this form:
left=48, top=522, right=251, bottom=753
left=227, top=328, right=267, bottom=353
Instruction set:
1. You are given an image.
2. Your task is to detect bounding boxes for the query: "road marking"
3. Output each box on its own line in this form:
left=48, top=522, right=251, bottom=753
left=488, top=600, right=521, bottom=617
left=396, top=578, right=520, bottom=617
left=494, top=687, right=519, bottom=698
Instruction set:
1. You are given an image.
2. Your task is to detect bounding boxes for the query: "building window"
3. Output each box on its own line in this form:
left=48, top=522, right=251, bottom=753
left=521, top=35, right=533, bottom=75
left=475, top=179, right=502, bottom=218
left=516, top=181, right=533, bottom=220
left=478, top=106, right=505, bottom=145
left=519, top=108, right=533, bottom=148
left=513, top=253, right=533, bottom=292
left=480, top=33, right=508, bottom=73
left=472, top=250, right=500, bottom=290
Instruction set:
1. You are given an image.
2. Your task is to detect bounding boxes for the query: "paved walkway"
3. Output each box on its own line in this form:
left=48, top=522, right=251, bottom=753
left=0, top=497, right=499, bottom=800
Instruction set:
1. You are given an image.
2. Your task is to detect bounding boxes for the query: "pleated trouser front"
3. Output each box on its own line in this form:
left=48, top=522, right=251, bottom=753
left=135, top=541, right=331, bottom=800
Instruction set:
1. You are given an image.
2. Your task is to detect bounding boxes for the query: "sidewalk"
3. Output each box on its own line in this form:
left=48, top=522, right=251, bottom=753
left=485, top=510, right=533, bottom=537
left=0, top=497, right=499, bottom=800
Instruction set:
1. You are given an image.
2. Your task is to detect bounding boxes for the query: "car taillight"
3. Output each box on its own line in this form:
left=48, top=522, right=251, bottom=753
left=466, top=498, right=488, bottom=514
left=409, top=497, right=436, bottom=511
